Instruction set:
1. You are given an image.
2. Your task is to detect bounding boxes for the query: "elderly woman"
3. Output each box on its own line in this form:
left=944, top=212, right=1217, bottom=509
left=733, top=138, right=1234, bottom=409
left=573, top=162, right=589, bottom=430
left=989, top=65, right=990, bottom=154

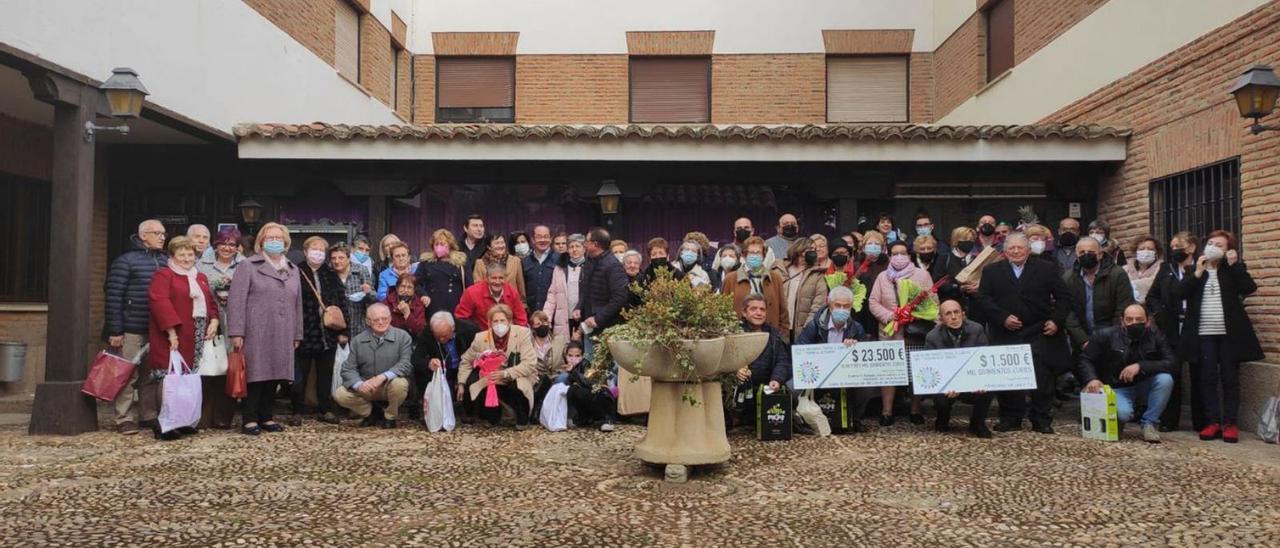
left=417, top=228, right=471, bottom=319
left=194, top=226, right=241, bottom=429
left=227, top=222, right=304, bottom=436
left=351, top=235, right=375, bottom=277
left=384, top=273, right=427, bottom=337
left=934, top=226, right=980, bottom=316
left=543, top=233, right=587, bottom=340
left=1124, top=236, right=1163, bottom=302
left=670, top=239, right=711, bottom=288
left=376, top=233, right=403, bottom=276
left=784, top=236, right=829, bottom=342
left=330, top=243, right=375, bottom=339
left=710, top=244, right=740, bottom=292
left=146, top=236, right=219, bottom=440
left=528, top=310, right=568, bottom=415
left=473, top=233, right=527, bottom=302
left=869, top=240, right=937, bottom=426
left=457, top=304, right=539, bottom=430
left=912, top=235, right=941, bottom=280
left=377, top=242, right=418, bottom=301
left=293, top=235, right=348, bottom=425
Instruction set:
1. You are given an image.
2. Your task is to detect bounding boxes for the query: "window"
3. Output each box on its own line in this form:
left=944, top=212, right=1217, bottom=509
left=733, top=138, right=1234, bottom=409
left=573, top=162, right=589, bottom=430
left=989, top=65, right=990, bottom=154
left=335, top=0, right=360, bottom=81
left=0, top=174, right=50, bottom=302
left=435, top=57, right=515, bottom=123
left=826, top=56, right=908, bottom=123
left=629, top=57, right=710, bottom=123
left=1149, top=158, right=1242, bottom=248
left=985, top=0, right=1014, bottom=81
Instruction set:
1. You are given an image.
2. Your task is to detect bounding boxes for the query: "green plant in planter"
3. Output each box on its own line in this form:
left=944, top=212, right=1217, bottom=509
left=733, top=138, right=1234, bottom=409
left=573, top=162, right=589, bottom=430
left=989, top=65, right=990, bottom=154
left=587, top=268, right=742, bottom=405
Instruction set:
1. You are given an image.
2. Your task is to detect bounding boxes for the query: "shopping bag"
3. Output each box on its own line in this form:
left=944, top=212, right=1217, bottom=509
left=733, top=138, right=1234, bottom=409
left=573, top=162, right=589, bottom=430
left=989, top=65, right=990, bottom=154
left=538, top=381, right=571, bottom=432
left=331, top=343, right=350, bottom=397
left=795, top=389, right=831, bottom=437
left=197, top=336, right=229, bottom=377
left=1257, top=396, right=1280, bottom=443
left=1080, top=385, right=1118, bottom=441
left=814, top=388, right=855, bottom=434
left=756, top=385, right=792, bottom=441
left=159, top=350, right=203, bottom=433
left=225, top=350, right=247, bottom=399
left=81, top=350, right=137, bottom=402
left=423, top=367, right=457, bottom=432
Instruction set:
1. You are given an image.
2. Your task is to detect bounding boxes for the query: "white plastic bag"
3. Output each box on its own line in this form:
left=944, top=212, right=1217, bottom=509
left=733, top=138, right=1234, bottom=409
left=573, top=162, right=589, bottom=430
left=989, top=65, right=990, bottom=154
left=539, top=381, right=570, bottom=432
left=159, top=349, right=202, bottom=433
left=198, top=336, right=228, bottom=376
left=1258, top=396, right=1280, bottom=443
left=423, top=367, right=456, bottom=432
left=331, top=343, right=350, bottom=397
left=795, top=389, right=831, bottom=437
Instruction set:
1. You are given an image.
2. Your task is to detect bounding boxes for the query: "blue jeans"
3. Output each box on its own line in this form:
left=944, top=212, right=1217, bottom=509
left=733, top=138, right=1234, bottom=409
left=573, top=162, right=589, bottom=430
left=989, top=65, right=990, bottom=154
left=1113, top=373, right=1174, bottom=426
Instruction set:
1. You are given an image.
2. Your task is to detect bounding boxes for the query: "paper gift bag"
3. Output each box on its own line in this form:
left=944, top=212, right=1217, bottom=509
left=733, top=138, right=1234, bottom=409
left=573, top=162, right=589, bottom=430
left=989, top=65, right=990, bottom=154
left=1080, top=385, right=1118, bottom=441
left=954, top=246, right=1001, bottom=285
left=814, top=388, right=856, bottom=434
left=81, top=350, right=137, bottom=402
left=756, top=385, right=792, bottom=441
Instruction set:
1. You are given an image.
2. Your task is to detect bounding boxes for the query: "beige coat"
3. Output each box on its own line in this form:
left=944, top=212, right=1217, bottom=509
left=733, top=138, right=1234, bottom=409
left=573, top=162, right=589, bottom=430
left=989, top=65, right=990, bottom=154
left=473, top=255, right=527, bottom=303
left=458, top=324, right=539, bottom=407
left=533, top=334, right=569, bottom=377
left=789, top=265, right=829, bottom=341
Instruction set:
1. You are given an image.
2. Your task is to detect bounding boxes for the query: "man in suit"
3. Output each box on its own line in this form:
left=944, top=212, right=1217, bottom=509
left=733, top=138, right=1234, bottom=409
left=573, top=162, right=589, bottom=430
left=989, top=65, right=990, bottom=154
left=974, top=232, right=1070, bottom=434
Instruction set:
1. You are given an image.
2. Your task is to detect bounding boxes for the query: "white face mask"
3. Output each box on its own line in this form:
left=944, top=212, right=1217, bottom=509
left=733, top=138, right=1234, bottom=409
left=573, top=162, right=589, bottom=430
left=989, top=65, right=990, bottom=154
left=1091, top=233, right=1107, bottom=245
left=306, top=249, right=326, bottom=264
left=1135, top=249, right=1157, bottom=265
left=719, top=256, right=738, bottom=270
left=1203, top=244, right=1225, bottom=261
left=514, top=243, right=530, bottom=256
left=614, top=253, right=626, bottom=263
left=1029, top=240, right=1045, bottom=255
left=492, top=322, right=510, bottom=337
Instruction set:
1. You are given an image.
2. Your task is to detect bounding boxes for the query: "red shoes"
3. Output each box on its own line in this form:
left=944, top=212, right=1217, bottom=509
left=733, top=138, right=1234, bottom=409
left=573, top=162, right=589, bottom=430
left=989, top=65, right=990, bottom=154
left=1199, top=423, right=1239, bottom=443
left=1199, top=423, right=1221, bottom=440
left=1223, top=424, right=1239, bottom=443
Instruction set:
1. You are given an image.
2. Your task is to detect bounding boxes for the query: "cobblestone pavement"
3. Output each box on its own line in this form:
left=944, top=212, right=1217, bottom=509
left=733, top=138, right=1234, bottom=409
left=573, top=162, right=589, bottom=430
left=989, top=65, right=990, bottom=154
left=1, top=418, right=1278, bottom=547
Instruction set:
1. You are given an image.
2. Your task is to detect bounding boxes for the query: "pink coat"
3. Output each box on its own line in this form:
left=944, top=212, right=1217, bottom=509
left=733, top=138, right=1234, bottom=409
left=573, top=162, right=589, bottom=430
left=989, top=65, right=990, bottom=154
left=543, top=266, right=572, bottom=339
left=225, top=255, right=304, bottom=383
left=868, top=265, right=935, bottom=341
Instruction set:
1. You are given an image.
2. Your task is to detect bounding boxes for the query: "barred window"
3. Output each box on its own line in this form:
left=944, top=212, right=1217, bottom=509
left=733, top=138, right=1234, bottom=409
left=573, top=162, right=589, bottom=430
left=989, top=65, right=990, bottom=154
left=1148, top=158, right=1241, bottom=249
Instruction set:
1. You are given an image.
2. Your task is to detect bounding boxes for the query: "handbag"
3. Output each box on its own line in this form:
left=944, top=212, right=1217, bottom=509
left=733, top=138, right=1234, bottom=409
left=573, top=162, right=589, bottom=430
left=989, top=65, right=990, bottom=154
left=302, top=269, right=347, bottom=331
left=158, top=349, right=203, bottom=433
left=198, top=335, right=229, bottom=377
left=1258, top=396, right=1280, bottom=443
left=225, top=349, right=248, bottom=399
left=81, top=349, right=139, bottom=402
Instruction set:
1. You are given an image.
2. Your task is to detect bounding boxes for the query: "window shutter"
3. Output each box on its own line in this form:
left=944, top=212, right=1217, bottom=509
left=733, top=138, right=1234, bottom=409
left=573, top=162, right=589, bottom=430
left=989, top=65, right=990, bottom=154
left=390, top=49, right=399, bottom=110
left=437, top=57, right=515, bottom=108
left=630, top=57, right=710, bottom=123
left=335, top=1, right=360, bottom=80
left=986, top=0, right=1015, bottom=80
left=826, top=56, right=908, bottom=123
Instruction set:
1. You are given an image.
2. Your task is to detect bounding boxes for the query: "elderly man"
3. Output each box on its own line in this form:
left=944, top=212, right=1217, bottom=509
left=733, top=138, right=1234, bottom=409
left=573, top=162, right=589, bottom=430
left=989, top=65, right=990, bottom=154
left=187, top=224, right=212, bottom=260
left=765, top=213, right=801, bottom=262
left=796, top=285, right=871, bottom=432
left=410, top=311, right=479, bottom=420
left=1078, top=304, right=1175, bottom=443
left=334, top=303, right=413, bottom=429
left=522, top=224, right=559, bottom=313
left=925, top=299, right=994, bottom=438
left=1054, top=217, right=1082, bottom=272
left=103, top=219, right=168, bottom=435
left=974, top=232, right=1070, bottom=434
left=1063, top=236, right=1136, bottom=353
left=731, top=295, right=792, bottom=427
left=455, top=262, right=528, bottom=330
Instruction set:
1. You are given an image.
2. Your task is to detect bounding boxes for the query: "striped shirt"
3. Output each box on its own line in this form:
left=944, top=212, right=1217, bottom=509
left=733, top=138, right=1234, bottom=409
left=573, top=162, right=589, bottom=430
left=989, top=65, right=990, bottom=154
left=1198, top=269, right=1227, bottom=336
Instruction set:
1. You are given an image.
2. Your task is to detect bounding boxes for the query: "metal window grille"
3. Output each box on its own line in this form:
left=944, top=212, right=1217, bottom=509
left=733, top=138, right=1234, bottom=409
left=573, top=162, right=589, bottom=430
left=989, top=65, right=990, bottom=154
left=1148, top=158, right=1241, bottom=250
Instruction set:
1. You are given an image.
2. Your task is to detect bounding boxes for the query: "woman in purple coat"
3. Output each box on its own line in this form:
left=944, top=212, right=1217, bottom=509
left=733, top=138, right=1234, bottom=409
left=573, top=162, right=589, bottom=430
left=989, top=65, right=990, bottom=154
left=226, top=222, right=304, bottom=436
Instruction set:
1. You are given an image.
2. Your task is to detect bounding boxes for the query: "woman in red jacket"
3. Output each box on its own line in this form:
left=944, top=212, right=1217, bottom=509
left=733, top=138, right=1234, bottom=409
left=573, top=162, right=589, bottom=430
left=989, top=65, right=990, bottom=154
left=384, top=273, right=427, bottom=337
left=147, top=236, right=219, bottom=441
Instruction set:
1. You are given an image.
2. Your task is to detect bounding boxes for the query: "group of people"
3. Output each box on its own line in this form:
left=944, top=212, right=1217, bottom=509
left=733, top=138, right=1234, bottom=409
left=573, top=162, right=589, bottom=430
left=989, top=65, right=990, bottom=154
left=102, top=208, right=1261, bottom=444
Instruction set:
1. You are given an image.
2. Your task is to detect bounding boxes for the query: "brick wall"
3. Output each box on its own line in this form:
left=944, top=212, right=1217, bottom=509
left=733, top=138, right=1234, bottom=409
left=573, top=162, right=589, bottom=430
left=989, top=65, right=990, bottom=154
left=360, top=15, right=393, bottom=106
left=1013, top=0, right=1109, bottom=65
left=933, top=13, right=985, bottom=119
left=909, top=52, right=936, bottom=123
left=515, top=55, right=628, bottom=124
left=1044, top=1, right=1280, bottom=361
left=711, top=54, right=825, bottom=124
left=412, top=54, right=435, bottom=124
left=241, top=0, right=336, bottom=66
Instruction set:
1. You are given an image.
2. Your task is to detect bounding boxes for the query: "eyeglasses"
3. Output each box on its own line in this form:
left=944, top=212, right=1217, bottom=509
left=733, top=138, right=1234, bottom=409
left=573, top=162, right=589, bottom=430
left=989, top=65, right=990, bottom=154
left=143, top=230, right=167, bottom=237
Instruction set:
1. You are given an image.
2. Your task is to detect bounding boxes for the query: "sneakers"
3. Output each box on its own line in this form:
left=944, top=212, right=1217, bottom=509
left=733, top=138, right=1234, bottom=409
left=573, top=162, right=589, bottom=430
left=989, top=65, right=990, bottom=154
left=600, top=422, right=616, bottom=432
left=1198, top=423, right=1221, bottom=441
left=1223, top=424, right=1239, bottom=443
left=1141, top=423, right=1161, bottom=444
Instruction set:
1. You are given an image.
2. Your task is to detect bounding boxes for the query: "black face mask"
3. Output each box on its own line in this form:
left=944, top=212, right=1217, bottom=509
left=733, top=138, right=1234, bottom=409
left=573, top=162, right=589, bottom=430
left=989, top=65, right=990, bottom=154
left=782, top=225, right=799, bottom=238
left=734, top=228, right=752, bottom=243
left=1078, top=253, right=1099, bottom=270
left=956, top=241, right=976, bottom=254
left=978, top=223, right=996, bottom=236
left=803, top=251, right=818, bottom=265
left=918, top=252, right=936, bottom=264
left=1125, top=324, right=1145, bottom=340
left=1058, top=232, right=1079, bottom=247
left=1169, top=248, right=1189, bottom=263
left=532, top=325, right=551, bottom=338
left=650, top=258, right=669, bottom=269
left=831, top=254, right=849, bottom=267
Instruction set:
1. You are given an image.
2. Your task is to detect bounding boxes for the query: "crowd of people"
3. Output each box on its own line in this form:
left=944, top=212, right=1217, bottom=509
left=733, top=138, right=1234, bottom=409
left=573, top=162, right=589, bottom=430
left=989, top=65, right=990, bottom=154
left=102, top=209, right=1260, bottom=444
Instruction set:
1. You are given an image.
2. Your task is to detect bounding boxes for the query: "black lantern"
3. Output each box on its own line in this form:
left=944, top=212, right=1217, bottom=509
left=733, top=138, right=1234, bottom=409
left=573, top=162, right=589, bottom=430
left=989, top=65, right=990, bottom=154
left=84, top=67, right=149, bottom=142
left=597, top=180, right=621, bottom=215
left=1229, top=63, right=1280, bottom=134
left=238, top=198, right=264, bottom=225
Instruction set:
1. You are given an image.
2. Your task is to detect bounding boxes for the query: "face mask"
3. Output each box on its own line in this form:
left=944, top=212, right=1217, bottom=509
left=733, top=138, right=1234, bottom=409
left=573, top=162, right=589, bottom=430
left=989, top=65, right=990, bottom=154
left=781, top=225, right=798, bottom=238
left=1169, top=248, right=1189, bottom=264
left=532, top=325, right=550, bottom=338
left=1029, top=241, right=1046, bottom=255
left=719, top=256, right=738, bottom=270
left=434, top=244, right=449, bottom=258
left=1078, top=253, right=1099, bottom=270
left=397, top=288, right=414, bottom=298
left=1125, top=324, right=1146, bottom=340
left=1135, top=250, right=1156, bottom=265
left=956, top=241, right=976, bottom=254
left=918, top=252, right=936, bottom=264
left=1057, top=232, right=1079, bottom=247
left=885, top=231, right=898, bottom=244
left=263, top=240, right=286, bottom=256
left=650, top=257, right=669, bottom=268
left=570, top=256, right=585, bottom=266
left=680, top=250, right=698, bottom=266
left=1091, top=233, right=1107, bottom=245
left=614, top=253, right=626, bottom=263
left=1203, top=244, right=1224, bottom=261
left=831, top=254, right=849, bottom=267
left=306, top=249, right=326, bottom=264
left=734, top=228, right=752, bottom=243
left=491, top=322, right=509, bottom=337
left=979, top=224, right=996, bottom=236
left=889, top=255, right=911, bottom=270
left=803, top=251, right=818, bottom=265
left=746, top=255, right=764, bottom=270
left=566, top=356, right=582, bottom=366
left=347, top=291, right=367, bottom=302
left=514, top=243, right=530, bottom=256
left=352, top=250, right=369, bottom=263
left=863, top=243, right=882, bottom=258
left=916, top=226, right=932, bottom=237
left=830, top=308, right=851, bottom=325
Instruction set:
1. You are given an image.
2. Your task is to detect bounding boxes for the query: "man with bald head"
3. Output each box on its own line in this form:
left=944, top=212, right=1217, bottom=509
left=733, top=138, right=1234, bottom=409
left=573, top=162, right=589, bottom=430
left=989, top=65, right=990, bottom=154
left=1077, top=304, right=1175, bottom=443
left=186, top=224, right=211, bottom=260
left=104, top=219, right=169, bottom=435
left=765, top=213, right=801, bottom=261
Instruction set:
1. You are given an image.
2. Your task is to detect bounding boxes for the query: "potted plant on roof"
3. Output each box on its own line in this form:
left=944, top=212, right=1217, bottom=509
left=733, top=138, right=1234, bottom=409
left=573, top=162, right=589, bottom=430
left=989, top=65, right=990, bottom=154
left=588, top=269, right=768, bottom=483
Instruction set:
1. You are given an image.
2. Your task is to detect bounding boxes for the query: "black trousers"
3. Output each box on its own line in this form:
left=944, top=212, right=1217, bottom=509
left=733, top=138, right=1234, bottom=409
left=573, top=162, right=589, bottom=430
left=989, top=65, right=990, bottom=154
left=1160, top=358, right=1205, bottom=430
left=567, top=383, right=616, bottom=424
left=292, top=348, right=336, bottom=414
left=996, top=354, right=1057, bottom=427
left=243, top=380, right=281, bottom=424
left=936, top=392, right=995, bottom=426
left=477, top=383, right=531, bottom=425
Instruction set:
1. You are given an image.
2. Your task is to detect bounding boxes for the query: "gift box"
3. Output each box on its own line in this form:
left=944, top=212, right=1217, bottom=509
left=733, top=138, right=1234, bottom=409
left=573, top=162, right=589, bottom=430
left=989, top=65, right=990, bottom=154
left=814, top=388, right=857, bottom=434
left=756, top=385, right=792, bottom=441
left=1080, top=385, right=1119, bottom=442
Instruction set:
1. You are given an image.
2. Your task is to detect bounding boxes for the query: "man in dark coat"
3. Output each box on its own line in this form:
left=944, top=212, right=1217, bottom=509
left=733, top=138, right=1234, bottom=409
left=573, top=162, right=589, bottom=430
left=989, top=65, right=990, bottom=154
left=1078, top=304, right=1176, bottom=443
left=1062, top=236, right=1136, bottom=352
left=974, top=233, right=1070, bottom=434
left=575, top=227, right=629, bottom=359
left=522, top=225, right=559, bottom=313
left=730, top=295, right=791, bottom=427
left=103, top=219, right=167, bottom=435
left=796, top=285, right=873, bottom=432
left=924, top=299, right=995, bottom=438
left=410, top=311, right=480, bottom=420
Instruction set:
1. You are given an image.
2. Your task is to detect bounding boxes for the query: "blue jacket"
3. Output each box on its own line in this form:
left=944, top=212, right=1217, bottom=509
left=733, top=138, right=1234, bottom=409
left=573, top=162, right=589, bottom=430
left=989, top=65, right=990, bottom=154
left=796, top=305, right=867, bottom=346
left=377, top=263, right=418, bottom=301
left=743, top=321, right=791, bottom=385
left=522, top=250, right=559, bottom=313
left=104, top=235, right=167, bottom=336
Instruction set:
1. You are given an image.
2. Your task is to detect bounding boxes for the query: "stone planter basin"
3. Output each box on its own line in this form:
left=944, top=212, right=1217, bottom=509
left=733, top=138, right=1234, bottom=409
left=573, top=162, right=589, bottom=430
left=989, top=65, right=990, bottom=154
left=609, top=332, right=769, bottom=383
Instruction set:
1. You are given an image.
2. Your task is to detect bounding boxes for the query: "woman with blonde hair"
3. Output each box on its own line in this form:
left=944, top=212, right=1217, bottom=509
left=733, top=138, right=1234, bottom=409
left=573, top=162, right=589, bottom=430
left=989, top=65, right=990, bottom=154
left=457, top=304, right=539, bottom=430
left=417, top=228, right=472, bottom=319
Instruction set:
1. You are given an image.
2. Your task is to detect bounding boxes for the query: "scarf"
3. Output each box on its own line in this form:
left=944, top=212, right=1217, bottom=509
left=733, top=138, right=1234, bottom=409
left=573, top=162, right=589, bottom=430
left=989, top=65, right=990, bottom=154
left=264, top=253, right=289, bottom=272
left=169, top=259, right=207, bottom=319
left=746, top=268, right=765, bottom=296
left=886, top=260, right=917, bottom=283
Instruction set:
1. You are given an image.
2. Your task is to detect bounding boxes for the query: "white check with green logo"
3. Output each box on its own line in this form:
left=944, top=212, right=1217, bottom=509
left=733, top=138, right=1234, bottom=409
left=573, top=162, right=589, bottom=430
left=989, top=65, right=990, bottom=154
left=792, top=341, right=908, bottom=389
left=908, top=344, right=1037, bottom=395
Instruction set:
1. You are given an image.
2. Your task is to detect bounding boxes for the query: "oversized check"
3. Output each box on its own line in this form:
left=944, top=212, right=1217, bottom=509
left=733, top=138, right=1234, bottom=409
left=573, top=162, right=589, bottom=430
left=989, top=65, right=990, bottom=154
left=908, top=344, right=1036, bottom=395
left=792, top=341, right=908, bottom=389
